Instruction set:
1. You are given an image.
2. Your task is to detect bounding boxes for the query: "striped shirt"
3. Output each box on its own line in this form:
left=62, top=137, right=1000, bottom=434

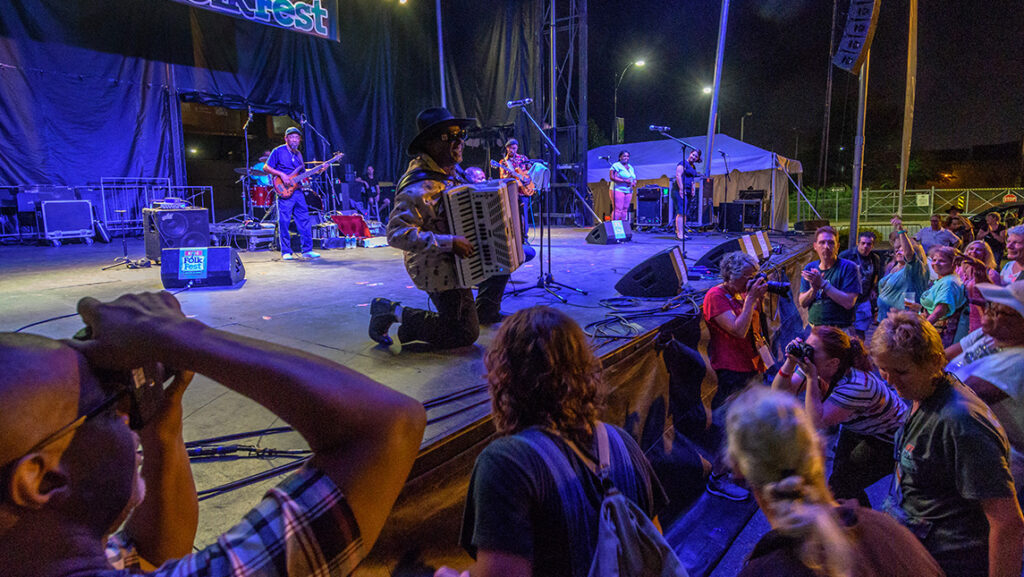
left=827, top=368, right=908, bottom=442
left=102, top=466, right=363, bottom=576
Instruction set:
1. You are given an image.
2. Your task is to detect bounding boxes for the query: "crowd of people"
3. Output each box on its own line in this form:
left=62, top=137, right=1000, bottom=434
left=5, top=105, right=1024, bottom=577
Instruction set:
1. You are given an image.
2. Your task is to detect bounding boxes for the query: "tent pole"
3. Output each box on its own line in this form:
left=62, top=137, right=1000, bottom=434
left=703, top=0, right=730, bottom=180
left=849, top=51, right=869, bottom=247
left=436, top=0, right=446, bottom=107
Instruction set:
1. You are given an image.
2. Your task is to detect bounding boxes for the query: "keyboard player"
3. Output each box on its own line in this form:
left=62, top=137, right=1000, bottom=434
left=367, top=107, right=509, bottom=351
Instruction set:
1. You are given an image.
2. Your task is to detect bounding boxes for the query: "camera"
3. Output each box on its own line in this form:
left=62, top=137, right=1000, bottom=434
left=749, top=273, right=791, bottom=296
left=785, top=341, right=815, bottom=362
left=73, top=326, right=166, bottom=430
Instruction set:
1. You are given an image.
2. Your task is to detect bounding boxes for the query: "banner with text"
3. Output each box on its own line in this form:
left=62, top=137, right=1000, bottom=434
left=167, top=0, right=340, bottom=42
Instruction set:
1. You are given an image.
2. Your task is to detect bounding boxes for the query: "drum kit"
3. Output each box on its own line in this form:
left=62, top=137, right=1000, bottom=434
left=235, top=160, right=341, bottom=223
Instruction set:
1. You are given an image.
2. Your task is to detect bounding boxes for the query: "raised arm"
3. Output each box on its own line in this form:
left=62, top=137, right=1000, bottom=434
left=72, top=292, right=427, bottom=550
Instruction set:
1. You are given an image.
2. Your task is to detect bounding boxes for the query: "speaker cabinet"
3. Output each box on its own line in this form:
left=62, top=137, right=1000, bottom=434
left=144, top=208, right=210, bottom=262
left=160, top=247, right=245, bottom=289
left=693, top=238, right=742, bottom=270
left=793, top=219, right=830, bottom=233
left=833, top=0, right=881, bottom=72
left=720, top=202, right=744, bottom=233
left=636, top=197, right=668, bottom=226
left=586, top=220, right=632, bottom=245
left=615, top=246, right=687, bottom=298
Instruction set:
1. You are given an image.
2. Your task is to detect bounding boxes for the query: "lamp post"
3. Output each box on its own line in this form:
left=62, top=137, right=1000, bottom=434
left=613, top=59, right=645, bottom=144
left=740, top=111, right=752, bottom=142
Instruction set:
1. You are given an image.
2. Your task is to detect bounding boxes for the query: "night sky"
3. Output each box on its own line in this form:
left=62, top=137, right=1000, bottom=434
left=586, top=0, right=1024, bottom=163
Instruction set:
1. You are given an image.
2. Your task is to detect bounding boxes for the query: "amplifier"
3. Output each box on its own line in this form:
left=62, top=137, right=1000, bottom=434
left=143, top=207, right=210, bottom=262
left=636, top=197, right=668, bottom=226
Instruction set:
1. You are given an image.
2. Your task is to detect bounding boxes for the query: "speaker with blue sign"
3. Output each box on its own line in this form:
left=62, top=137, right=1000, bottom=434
left=586, top=220, right=632, bottom=245
left=614, top=246, right=687, bottom=297
left=160, top=247, right=245, bottom=289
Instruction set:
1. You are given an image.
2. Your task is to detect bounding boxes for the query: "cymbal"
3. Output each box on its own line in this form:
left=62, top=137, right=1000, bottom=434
left=234, top=167, right=268, bottom=176
left=305, top=161, right=341, bottom=166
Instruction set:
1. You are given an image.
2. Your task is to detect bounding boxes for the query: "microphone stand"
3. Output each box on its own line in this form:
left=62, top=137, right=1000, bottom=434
left=508, top=104, right=587, bottom=302
left=238, top=106, right=254, bottom=225
left=301, top=116, right=338, bottom=213
left=654, top=129, right=701, bottom=260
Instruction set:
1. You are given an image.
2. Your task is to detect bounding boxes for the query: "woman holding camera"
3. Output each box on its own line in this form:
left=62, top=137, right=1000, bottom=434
left=958, top=240, right=1001, bottom=332
left=702, top=251, right=769, bottom=408
left=772, top=326, right=907, bottom=507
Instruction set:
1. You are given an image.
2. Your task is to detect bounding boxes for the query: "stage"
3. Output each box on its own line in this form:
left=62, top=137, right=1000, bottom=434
left=0, top=225, right=813, bottom=574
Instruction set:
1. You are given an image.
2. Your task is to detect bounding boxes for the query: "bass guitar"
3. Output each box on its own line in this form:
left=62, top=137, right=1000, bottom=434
left=272, top=151, right=345, bottom=199
left=490, top=159, right=537, bottom=196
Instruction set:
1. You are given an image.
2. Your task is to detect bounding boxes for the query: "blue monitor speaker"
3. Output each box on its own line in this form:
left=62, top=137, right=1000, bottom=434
left=160, top=247, right=245, bottom=289
left=586, top=220, right=632, bottom=245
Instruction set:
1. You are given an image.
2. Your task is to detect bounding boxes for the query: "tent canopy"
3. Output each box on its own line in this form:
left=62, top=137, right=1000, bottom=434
left=587, top=134, right=802, bottom=231
left=587, top=134, right=802, bottom=182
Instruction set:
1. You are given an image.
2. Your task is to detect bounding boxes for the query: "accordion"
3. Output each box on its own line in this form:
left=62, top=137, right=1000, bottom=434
left=442, top=180, right=525, bottom=287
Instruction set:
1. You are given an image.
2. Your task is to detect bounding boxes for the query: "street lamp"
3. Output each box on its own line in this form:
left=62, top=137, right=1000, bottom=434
left=739, top=111, right=752, bottom=142
left=701, top=86, right=720, bottom=132
left=613, top=59, right=646, bottom=144
left=702, top=85, right=712, bottom=95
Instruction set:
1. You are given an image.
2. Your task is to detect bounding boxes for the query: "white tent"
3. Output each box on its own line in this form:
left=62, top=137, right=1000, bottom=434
left=587, top=134, right=802, bottom=231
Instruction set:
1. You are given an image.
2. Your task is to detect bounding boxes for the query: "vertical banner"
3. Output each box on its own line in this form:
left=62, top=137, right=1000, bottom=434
left=897, top=0, right=918, bottom=215
left=165, top=0, right=341, bottom=42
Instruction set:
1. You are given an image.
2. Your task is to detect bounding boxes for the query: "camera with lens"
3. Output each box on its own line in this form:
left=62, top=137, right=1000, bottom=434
left=785, top=341, right=815, bottom=362
left=73, top=326, right=166, bottom=430
left=748, top=273, right=791, bottom=296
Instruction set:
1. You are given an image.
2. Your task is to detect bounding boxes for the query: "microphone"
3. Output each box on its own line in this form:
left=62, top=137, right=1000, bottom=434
left=300, top=113, right=307, bottom=124
left=649, top=125, right=671, bottom=132
left=506, top=98, right=533, bottom=108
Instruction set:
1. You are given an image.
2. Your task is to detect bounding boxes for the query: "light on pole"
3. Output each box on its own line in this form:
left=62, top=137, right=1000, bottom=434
left=613, top=59, right=645, bottom=144
left=701, top=86, right=720, bottom=133
left=740, top=111, right=752, bottom=142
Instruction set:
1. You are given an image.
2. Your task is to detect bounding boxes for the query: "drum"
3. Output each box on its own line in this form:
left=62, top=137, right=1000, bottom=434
left=250, top=185, right=274, bottom=207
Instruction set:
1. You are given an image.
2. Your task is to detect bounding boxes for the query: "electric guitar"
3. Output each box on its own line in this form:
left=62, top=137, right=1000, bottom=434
left=490, top=159, right=537, bottom=196
left=272, top=151, right=345, bottom=199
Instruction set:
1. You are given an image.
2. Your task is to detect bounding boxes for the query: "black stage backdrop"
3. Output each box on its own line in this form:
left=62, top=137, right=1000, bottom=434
left=0, top=0, right=546, bottom=187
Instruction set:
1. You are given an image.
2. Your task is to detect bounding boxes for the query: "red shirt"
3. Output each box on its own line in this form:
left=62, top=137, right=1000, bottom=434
left=702, top=284, right=764, bottom=372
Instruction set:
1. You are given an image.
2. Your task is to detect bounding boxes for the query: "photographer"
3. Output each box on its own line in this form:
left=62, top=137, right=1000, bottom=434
left=0, top=292, right=426, bottom=576
left=702, top=251, right=769, bottom=408
left=772, top=327, right=907, bottom=507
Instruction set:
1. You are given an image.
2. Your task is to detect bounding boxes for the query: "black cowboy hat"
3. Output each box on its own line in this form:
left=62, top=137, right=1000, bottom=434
left=408, top=107, right=476, bottom=155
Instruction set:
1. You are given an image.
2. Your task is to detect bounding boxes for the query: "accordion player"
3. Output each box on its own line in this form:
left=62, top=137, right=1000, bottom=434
left=442, top=179, right=526, bottom=288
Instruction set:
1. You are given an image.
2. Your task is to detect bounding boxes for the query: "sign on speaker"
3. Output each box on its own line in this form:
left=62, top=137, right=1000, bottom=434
left=179, top=248, right=209, bottom=280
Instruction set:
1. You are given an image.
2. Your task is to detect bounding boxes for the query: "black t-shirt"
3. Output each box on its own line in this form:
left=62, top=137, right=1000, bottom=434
left=890, top=376, right=1014, bottom=575
left=839, top=248, right=881, bottom=302
left=361, top=174, right=379, bottom=201
left=460, top=424, right=668, bottom=577
left=983, top=223, right=1007, bottom=258
left=670, top=161, right=700, bottom=195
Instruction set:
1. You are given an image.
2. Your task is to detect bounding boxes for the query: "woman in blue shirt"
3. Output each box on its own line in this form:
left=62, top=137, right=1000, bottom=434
left=608, top=150, right=636, bottom=222
left=877, top=217, right=930, bottom=322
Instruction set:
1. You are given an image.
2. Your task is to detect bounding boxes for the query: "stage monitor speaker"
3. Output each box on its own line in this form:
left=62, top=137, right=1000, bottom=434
left=720, top=202, right=744, bottom=233
left=144, top=207, right=210, bottom=262
left=615, top=246, right=687, bottom=298
left=833, top=0, right=881, bottom=73
left=160, top=247, right=245, bottom=289
left=793, top=219, right=830, bottom=233
left=693, top=238, right=741, bottom=270
left=586, top=220, right=632, bottom=244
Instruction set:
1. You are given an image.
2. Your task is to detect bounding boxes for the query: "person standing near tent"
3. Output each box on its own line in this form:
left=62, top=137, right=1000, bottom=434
left=608, top=150, right=636, bottom=222
left=672, top=149, right=701, bottom=240
left=262, top=127, right=320, bottom=260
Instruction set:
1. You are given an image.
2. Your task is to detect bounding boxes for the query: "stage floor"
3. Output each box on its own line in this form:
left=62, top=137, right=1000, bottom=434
left=0, top=226, right=812, bottom=549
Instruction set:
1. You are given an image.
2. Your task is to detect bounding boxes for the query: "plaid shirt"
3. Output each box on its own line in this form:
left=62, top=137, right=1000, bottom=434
left=102, top=466, right=362, bottom=576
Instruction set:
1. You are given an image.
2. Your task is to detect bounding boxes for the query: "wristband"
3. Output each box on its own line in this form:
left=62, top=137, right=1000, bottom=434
left=897, top=229, right=907, bottom=235
left=778, top=369, right=794, bottom=379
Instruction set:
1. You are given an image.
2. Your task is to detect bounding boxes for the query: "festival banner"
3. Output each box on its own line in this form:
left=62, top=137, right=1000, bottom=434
left=166, top=0, right=340, bottom=42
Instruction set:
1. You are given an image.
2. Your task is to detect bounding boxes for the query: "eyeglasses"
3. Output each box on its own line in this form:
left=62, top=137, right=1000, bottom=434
left=1, top=387, right=127, bottom=472
left=441, top=129, right=468, bottom=142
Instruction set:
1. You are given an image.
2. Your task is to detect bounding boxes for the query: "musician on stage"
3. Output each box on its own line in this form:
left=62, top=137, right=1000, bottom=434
left=262, top=127, right=320, bottom=260
left=368, top=107, right=509, bottom=351
left=499, top=138, right=533, bottom=238
left=672, top=148, right=702, bottom=240
left=608, top=150, right=636, bottom=222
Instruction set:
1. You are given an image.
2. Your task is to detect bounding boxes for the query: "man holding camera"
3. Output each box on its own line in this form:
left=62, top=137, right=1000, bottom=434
left=0, top=291, right=426, bottom=576
left=799, top=226, right=860, bottom=330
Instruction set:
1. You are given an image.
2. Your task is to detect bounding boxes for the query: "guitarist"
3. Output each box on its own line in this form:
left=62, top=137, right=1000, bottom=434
left=262, top=127, right=320, bottom=260
left=499, top=138, right=533, bottom=239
